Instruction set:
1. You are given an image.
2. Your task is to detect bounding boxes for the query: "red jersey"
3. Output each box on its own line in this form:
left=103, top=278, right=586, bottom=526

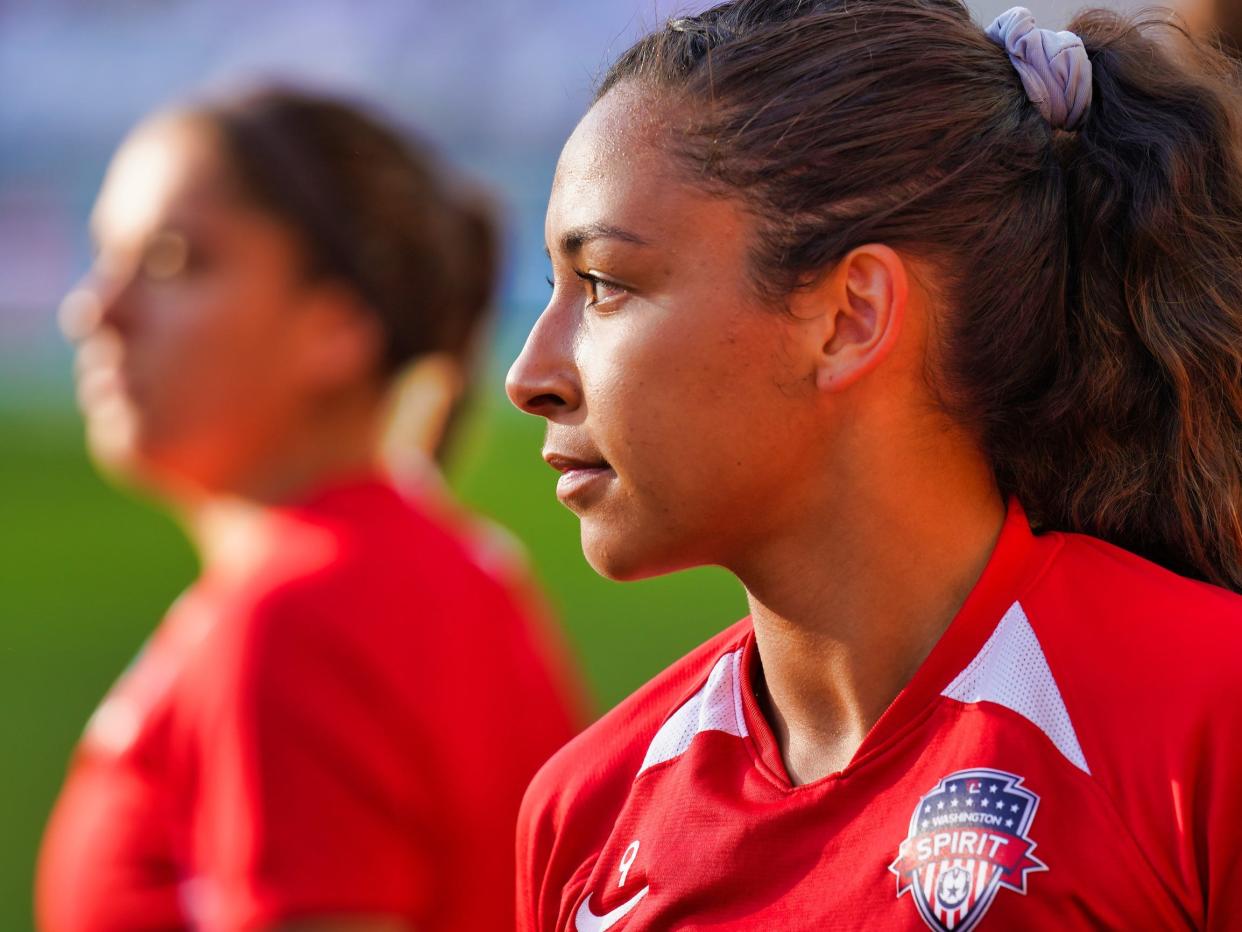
left=39, top=476, right=582, bottom=932
left=518, top=501, right=1242, bottom=931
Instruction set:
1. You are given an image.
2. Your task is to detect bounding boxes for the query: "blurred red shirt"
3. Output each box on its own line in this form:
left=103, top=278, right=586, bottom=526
left=39, top=475, right=583, bottom=931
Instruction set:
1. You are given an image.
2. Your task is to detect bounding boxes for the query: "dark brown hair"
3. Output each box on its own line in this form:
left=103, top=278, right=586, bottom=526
left=191, top=87, right=496, bottom=376
left=1211, top=0, right=1242, bottom=58
left=600, top=0, right=1242, bottom=592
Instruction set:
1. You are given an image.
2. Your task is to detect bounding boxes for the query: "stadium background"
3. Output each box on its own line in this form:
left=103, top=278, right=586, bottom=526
left=0, top=0, right=1152, bottom=925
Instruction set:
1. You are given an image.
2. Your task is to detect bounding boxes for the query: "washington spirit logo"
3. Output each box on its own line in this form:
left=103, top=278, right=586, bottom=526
left=889, top=768, right=1047, bottom=931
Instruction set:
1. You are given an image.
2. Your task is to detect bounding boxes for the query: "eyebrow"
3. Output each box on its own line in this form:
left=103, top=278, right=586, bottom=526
left=553, top=223, right=651, bottom=256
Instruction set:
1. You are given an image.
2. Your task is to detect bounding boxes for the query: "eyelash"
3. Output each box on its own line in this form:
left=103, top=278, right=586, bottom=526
left=546, top=269, right=628, bottom=308
left=575, top=269, right=626, bottom=307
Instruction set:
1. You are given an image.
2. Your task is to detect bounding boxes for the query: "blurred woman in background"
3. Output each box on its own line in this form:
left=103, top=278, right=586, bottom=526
left=40, top=86, right=581, bottom=932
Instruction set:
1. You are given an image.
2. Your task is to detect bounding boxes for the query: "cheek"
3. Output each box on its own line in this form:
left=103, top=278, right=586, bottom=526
left=601, top=311, right=803, bottom=478
left=183, top=270, right=300, bottom=385
left=115, top=279, right=301, bottom=471
left=578, top=311, right=810, bottom=575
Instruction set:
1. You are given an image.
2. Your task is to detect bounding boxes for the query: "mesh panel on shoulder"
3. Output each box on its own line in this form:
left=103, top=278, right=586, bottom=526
left=942, top=602, right=1090, bottom=774
left=638, top=648, right=749, bottom=777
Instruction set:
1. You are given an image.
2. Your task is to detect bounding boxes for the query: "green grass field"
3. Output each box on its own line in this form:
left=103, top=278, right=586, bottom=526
left=0, top=392, right=744, bottom=929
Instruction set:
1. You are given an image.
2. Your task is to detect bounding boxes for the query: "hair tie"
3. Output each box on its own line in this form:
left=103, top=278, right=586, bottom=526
left=986, top=7, right=1092, bottom=130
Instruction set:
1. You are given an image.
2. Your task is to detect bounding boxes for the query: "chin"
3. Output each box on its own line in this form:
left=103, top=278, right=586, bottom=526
left=85, top=418, right=196, bottom=498
left=87, top=442, right=166, bottom=495
left=579, top=522, right=696, bottom=583
left=84, top=412, right=143, bottom=478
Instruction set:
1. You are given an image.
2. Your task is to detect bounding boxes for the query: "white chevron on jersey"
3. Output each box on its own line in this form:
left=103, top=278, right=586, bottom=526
left=942, top=601, right=1090, bottom=774
left=638, top=647, right=748, bottom=776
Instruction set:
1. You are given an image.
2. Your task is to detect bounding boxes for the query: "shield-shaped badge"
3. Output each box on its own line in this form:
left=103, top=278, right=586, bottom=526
left=889, top=768, right=1047, bottom=931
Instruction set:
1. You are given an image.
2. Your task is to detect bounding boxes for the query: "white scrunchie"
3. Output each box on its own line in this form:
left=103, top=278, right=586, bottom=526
left=986, top=6, right=1093, bottom=130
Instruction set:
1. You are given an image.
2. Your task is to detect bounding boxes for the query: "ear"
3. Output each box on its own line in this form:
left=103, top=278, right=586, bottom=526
left=381, top=352, right=465, bottom=471
left=293, top=281, right=385, bottom=391
left=797, top=244, right=908, bottom=393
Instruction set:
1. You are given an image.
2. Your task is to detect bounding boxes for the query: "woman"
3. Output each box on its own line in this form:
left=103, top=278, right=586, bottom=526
left=40, top=88, right=581, bottom=932
left=506, top=1, right=1242, bottom=929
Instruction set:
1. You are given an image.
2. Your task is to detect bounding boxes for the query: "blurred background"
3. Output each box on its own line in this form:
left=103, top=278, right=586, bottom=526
left=0, top=0, right=1178, bottom=925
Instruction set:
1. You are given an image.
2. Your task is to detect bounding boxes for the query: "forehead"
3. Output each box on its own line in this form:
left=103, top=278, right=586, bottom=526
left=93, top=117, right=231, bottom=242
left=556, top=82, right=670, bottom=180
left=547, top=82, right=721, bottom=250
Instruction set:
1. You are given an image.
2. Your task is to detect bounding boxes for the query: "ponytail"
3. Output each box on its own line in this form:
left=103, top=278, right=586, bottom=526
left=1019, top=11, right=1242, bottom=590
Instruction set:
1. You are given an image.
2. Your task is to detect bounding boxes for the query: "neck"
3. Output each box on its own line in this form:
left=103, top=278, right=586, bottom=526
left=179, top=391, right=387, bottom=574
left=733, top=438, right=1005, bottom=785
left=235, top=394, right=385, bottom=506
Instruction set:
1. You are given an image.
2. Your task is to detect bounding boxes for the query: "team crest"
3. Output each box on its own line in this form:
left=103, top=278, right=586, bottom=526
left=889, top=768, right=1046, bottom=931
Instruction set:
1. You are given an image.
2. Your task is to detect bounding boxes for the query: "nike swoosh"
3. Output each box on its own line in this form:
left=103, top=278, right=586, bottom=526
left=574, top=885, right=650, bottom=932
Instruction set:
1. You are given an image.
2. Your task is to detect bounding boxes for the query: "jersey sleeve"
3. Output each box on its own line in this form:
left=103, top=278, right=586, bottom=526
left=515, top=619, right=754, bottom=931
left=516, top=763, right=569, bottom=932
left=1031, top=538, right=1242, bottom=931
left=1197, top=663, right=1242, bottom=929
left=178, top=581, right=438, bottom=930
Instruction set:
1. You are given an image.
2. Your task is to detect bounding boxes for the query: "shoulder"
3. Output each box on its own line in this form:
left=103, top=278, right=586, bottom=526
left=517, top=619, right=751, bottom=920
left=1020, top=529, right=1242, bottom=775
left=182, top=485, right=541, bottom=712
left=251, top=483, right=521, bottom=633
left=525, top=618, right=753, bottom=815
left=1018, top=531, right=1242, bottom=914
left=1025, top=529, right=1242, bottom=684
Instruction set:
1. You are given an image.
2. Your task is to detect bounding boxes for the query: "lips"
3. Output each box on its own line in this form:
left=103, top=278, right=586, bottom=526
left=544, top=452, right=609, bottom=473
left=543, top=450, right=615, bottom=505
left=76, top=361, right=131, bottom=411
left=74, top=337, right=138, bottom=410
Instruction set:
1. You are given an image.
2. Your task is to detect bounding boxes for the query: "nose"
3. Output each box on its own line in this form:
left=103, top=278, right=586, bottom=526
left=505, top=302, right=581, bottom=419
left=58, top=269, right=133, bottom=344
left=57, top=285, right=104, bottom=344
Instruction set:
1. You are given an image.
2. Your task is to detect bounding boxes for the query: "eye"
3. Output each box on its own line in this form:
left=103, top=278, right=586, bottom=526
left=575, top=269, right=627, bottom=308
left=139, top=231, right=190, bottom=281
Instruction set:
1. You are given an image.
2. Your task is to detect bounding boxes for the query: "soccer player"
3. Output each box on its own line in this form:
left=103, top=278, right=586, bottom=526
left=39, top=88, right=582, bottom=932
left=505, top=1, right=1242, bottom=928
